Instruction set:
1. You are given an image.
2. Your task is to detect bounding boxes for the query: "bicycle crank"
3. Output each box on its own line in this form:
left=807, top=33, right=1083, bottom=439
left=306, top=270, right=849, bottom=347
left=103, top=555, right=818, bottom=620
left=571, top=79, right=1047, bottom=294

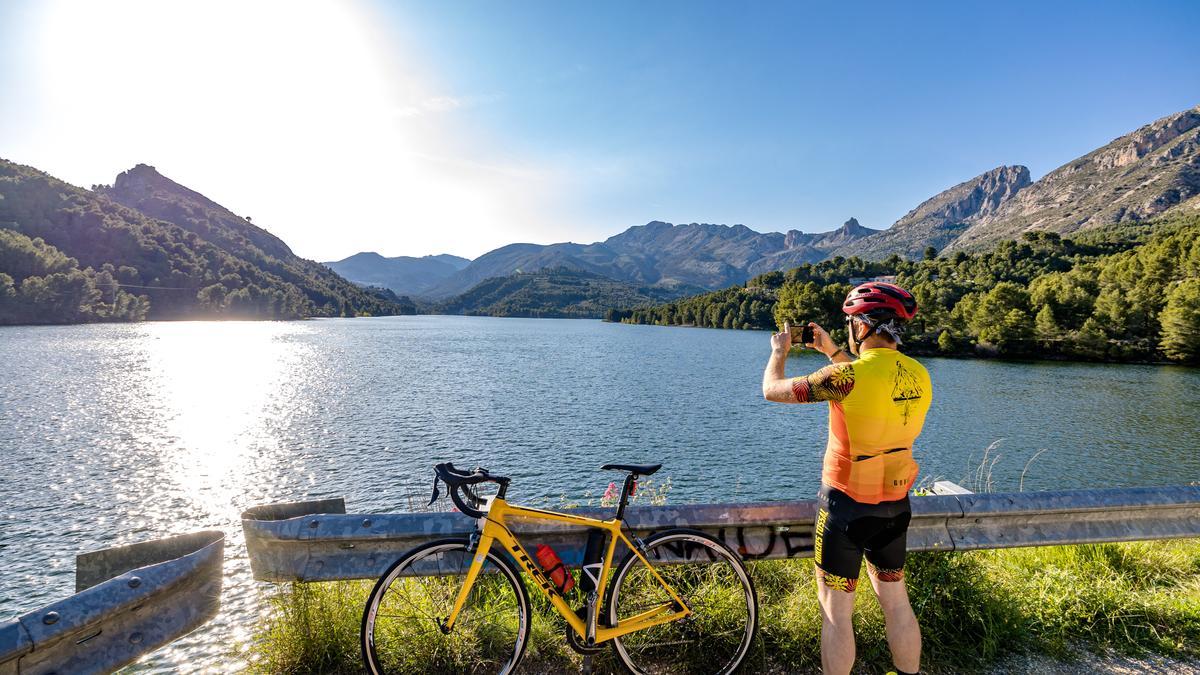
left=565, top=624, right=604, bottom=655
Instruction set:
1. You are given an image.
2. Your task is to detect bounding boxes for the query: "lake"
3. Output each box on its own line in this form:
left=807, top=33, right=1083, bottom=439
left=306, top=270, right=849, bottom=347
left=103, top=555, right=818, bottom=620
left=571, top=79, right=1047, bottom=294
left=1, top=316, right=1198, bottom=672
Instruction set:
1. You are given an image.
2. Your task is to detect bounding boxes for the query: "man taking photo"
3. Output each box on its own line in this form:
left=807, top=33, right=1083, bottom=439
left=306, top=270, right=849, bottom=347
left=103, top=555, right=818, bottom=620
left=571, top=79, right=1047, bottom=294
left=762, top=282, right=932, bottom=675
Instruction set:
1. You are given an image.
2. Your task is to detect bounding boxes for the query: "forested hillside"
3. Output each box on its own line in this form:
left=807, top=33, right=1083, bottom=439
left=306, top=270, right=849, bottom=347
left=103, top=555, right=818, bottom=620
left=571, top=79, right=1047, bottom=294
left=0, top=160, right=412, bottom=324
left=611, top=215, right=1200, bottom=363
left=438, top=266, right=676, bottom=318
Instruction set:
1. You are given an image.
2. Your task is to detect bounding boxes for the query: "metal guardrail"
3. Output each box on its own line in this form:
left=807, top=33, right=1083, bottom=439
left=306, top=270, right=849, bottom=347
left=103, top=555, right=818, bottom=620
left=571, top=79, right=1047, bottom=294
left=0, top=531, right=224, bottom=675
left=241, top=485, right=1200, bottom=582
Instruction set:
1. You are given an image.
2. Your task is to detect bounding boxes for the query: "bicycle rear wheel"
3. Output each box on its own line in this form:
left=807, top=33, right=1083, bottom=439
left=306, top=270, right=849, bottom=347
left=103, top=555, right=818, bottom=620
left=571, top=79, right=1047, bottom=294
left=607, top=529, right=758, bottom=674
left=361, top=538, right=531, bottom=675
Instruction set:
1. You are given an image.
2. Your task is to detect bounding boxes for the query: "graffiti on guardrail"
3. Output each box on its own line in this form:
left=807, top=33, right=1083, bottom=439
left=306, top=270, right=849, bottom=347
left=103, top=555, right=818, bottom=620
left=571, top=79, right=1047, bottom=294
left=0, top=531, right=223, bottom=675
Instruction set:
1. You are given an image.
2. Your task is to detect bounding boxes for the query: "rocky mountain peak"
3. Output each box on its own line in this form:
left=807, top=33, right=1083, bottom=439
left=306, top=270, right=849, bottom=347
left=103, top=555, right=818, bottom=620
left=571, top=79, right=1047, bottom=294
left=108, top=163, right=224, bottom=215
left=840, top=217, right=867, bottom=234
left=897, top=165, right=1031, bottom=231
left=110, top=163, right=166, bottom=194
left=120, top=162, right=159, bottom=178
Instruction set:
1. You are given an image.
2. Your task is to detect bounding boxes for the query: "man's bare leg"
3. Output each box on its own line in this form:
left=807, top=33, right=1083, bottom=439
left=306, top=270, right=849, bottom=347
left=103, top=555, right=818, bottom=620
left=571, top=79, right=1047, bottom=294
left=815, top=569, right=858, bottom=675
left=867, top=564, right=920, bottom=674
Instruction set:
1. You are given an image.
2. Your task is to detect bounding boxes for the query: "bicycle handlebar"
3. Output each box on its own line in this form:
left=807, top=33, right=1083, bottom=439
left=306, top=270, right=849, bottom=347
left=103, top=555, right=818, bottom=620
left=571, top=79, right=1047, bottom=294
left=429, top=462, right=510, bottom=519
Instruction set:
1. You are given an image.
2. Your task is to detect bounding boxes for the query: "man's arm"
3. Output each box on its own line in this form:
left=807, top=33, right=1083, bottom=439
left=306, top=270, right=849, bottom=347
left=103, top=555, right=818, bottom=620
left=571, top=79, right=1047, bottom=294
left=762, top=338, right=795, bottom=402
left=763, top=322, right=856, bottom=404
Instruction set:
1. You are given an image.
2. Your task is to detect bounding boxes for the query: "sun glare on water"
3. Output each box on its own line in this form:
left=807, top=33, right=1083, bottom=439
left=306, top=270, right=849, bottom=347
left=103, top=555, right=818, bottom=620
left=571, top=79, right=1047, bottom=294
left=142, top=321, right=310, bottom=516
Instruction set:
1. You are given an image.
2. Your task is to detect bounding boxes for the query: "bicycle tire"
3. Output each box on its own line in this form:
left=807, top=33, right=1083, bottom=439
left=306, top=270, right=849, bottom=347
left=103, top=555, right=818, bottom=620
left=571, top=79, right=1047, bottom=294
left=606, top=528, right=758, bottom=675
left=361, top=537, right=531, bottom=675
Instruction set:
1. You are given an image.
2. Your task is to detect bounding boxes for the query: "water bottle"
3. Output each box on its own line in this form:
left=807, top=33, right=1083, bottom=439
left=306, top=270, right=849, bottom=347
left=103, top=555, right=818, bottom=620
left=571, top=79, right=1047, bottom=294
left=535, top=544, right=575, bottom=594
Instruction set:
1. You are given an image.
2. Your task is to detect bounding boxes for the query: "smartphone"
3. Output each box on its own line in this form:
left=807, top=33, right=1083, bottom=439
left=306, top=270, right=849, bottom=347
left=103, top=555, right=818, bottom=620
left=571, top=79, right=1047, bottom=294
left=791, top=324, right=814, bottom=346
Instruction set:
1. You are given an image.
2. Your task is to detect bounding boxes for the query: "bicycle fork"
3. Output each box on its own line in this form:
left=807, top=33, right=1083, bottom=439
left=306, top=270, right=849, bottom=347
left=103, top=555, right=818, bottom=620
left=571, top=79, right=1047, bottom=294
left=439, top=531, right=489, bottom=634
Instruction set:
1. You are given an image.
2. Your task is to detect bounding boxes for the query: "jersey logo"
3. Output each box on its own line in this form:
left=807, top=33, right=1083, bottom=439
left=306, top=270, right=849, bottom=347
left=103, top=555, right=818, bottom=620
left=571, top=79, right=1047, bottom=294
left=891, top=361, right=924, bottom=425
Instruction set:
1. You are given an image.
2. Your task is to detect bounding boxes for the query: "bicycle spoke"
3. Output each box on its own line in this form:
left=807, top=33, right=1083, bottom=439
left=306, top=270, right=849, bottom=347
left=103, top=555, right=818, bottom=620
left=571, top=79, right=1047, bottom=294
left=611, top=533, right=756, bottom=675
left=363, top=542, right=528, bottom=675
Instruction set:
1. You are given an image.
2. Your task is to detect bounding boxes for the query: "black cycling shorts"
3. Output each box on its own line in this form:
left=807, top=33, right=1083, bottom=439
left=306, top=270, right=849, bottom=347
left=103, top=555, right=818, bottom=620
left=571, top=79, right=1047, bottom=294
left=813, top=484, right=911, bottom=591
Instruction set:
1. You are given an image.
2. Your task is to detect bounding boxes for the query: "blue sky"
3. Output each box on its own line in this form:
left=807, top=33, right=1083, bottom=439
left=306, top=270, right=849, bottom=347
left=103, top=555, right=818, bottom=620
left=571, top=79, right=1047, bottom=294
left=1, top=0, right=1198, bottom=259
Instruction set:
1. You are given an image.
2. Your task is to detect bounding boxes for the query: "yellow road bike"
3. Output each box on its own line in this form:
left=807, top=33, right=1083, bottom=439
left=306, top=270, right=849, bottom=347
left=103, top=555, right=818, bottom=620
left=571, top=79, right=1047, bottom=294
left=361, top=462, right=758, bottom=674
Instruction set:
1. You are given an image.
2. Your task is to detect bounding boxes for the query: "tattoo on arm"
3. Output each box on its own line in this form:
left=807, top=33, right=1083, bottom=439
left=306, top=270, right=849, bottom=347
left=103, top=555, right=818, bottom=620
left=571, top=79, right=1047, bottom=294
left=791, top=363, right=855, bottom=403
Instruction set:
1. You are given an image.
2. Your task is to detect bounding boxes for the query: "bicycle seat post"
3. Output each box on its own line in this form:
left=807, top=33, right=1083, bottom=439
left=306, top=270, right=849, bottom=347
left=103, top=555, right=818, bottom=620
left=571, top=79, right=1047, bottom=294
left=600, top=463, right=661, bottom=521
left=615, top=473, right=637, bottom=520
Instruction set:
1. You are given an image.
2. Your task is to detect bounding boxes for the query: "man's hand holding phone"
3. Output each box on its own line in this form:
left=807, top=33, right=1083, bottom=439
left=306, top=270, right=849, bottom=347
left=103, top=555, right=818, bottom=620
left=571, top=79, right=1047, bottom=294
left=791, top=323, right=815, bottom=346
left=773, top=320, right=838, bottom=358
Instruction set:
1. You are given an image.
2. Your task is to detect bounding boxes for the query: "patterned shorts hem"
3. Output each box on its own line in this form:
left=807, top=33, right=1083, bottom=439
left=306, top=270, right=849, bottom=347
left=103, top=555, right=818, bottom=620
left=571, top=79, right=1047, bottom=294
left=866, top=561, right=905, bottom=582
left=816, top=568, right=858, bottom=592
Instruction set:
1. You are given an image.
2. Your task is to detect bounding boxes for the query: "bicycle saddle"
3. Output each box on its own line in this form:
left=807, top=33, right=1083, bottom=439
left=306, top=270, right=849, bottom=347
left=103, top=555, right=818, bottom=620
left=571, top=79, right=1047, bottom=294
left=601, top=463, right=662, bottom=476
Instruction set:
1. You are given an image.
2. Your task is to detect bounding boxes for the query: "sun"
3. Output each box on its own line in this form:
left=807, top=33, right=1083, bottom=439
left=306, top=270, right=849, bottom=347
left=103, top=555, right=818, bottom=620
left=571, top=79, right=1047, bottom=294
left=24, top=0, right=553, bottom=261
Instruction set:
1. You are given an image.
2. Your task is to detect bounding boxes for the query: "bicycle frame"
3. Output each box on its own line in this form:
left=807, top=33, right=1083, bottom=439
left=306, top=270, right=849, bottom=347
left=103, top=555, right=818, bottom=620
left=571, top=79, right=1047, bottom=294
left=444, top=497, right=691, bottom=643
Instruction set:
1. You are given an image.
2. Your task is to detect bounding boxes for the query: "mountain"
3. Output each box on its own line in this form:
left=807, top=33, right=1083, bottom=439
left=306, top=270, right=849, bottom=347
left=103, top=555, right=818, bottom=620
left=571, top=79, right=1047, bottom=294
left=835, top=105, right=1200, bottom=260
left=423, top=219, right=878, bottom=300
left=323, top=251, right=470, bottom=297
left=833, top=166, right=1032, bottom=260
left=752, top=218, right=881, bottom=273
left=0, top=160, right=410, bottom=324
left=437, top=266, right=675, bottom=318
left=947, top=105, right=1200, bottom=250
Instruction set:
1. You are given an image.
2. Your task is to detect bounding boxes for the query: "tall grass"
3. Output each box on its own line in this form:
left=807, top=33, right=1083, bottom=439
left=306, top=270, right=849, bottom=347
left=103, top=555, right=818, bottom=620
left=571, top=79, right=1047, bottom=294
left=245, top=538, right=1200, bottom=673
left=248, top=579, right=372, bottom=674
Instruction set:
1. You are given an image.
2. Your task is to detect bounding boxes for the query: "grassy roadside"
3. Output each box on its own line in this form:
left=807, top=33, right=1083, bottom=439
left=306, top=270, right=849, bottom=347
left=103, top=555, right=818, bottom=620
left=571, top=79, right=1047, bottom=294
left=243, top=538, right=1200, bottom=673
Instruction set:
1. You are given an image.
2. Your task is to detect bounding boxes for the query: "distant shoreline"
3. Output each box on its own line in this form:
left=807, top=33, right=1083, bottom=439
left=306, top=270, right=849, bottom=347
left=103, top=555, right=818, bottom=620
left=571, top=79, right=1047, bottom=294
left=0, top=313, right=1186, bottom=368
left=609, top=319, right=1186, bottom=367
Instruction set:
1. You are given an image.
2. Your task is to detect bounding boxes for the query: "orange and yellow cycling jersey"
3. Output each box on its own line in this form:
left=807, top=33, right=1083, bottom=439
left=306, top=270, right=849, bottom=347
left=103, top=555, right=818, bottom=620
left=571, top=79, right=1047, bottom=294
left=792, top=347, right=932, bottom=504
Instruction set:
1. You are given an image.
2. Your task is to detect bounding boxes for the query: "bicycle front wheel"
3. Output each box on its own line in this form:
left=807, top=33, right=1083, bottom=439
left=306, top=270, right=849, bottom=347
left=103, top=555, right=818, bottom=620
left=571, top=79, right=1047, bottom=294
left=361, top=538, right=531, bottom=675
left=607, top=529, right=758, bottom=675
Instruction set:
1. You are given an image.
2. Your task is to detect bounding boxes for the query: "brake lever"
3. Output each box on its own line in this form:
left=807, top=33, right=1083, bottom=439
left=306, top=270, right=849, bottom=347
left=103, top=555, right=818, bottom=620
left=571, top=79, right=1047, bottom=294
left=428, top=475, right=441, bottom=507
left=462, top=484, right=484, bottom=508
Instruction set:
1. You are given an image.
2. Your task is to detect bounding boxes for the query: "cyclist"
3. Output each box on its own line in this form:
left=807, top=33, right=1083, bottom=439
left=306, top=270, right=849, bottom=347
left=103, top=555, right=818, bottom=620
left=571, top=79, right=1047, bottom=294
left=761, top=281, right=931, bottom=675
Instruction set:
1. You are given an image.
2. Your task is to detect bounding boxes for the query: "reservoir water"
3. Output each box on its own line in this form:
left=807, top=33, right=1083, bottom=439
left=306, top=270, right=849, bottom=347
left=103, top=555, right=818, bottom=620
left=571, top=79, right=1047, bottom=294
left=2, top=316, right=1198, bottom=671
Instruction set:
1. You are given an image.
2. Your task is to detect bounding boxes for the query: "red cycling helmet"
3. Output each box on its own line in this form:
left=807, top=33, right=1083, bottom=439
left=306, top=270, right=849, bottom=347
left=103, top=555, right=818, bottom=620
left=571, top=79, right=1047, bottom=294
left=842, top=282, right=917, bottom=321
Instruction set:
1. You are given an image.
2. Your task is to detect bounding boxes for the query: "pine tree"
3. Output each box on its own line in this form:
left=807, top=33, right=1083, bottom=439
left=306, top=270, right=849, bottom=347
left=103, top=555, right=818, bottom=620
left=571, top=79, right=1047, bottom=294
left=1034, top=304, right=1059, bottom=345
left=937, top=329, right=955, bottom=353
left=1074, top=317, right=1109, bottom=359
left=1160, top=279, right=1200, bottom=361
